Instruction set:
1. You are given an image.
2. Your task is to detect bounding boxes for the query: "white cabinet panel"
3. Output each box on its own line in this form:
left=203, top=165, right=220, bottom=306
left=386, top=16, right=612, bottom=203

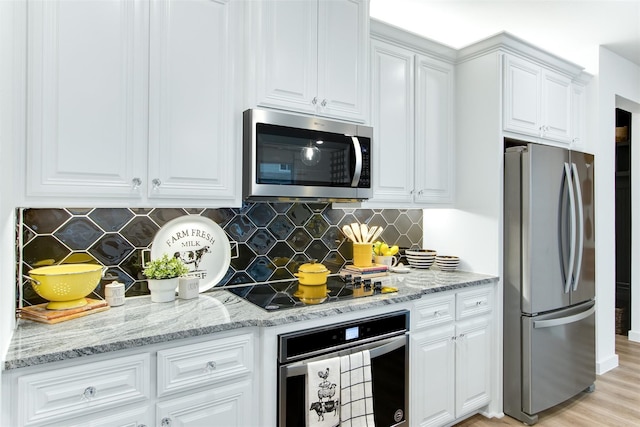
left=51, top=405, right=153, bottom=427
left=370, top=40, right=414, bottom=203
left=24, top=0, right=240, bottom=206
left=503, top=54, right=572, bottom=144
left=571, top=82, right=587, bottom=150
left=253, top=0, right=318, bottom=114
left=157, top=333, right=253, bottom=397
left=17, top=354, right=150, bottom=426
left=503, top=55, right=541, bottom=136
left=250, top=0, right=368, bottom=122
left=455, top=316, right=492, bottom=416
left=156, top=379, right=253, bottom=427
left=542, top=70, right=572, bottom=142
left=411, top=324, right=456, bottom=427
left=414, top=55, right=455, bottom=204
left=148, top=0, right=237, bottom=200
left=26, top=0, right=148, bottom=198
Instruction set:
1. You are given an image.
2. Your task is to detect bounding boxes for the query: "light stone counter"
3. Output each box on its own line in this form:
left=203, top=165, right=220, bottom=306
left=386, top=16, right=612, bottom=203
left=4, top=269, right=497, bottom=370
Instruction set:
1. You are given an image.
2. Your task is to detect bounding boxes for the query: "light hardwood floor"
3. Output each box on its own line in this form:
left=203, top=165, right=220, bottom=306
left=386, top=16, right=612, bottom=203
left=455, top=334, right=640, bottom=426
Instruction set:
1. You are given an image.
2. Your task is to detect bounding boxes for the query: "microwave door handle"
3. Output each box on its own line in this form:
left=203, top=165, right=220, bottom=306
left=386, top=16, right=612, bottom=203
left=351, top=136, right=363, bottom=187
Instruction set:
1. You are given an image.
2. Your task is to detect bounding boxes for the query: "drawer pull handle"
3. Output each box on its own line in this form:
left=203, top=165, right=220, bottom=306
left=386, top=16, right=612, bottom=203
left=476, top=301, right=484, bottom=306
left=205, top=361, right=216, bottom=371
left=433, top=310, right=440, bottom=317
left=161, top=417, right=172, bottom=427
left=82, top=386, right=96, bottom=400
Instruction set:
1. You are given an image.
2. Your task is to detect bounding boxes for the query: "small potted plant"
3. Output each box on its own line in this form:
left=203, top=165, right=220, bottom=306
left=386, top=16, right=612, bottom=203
left=143, top=253, right=189, bottom=303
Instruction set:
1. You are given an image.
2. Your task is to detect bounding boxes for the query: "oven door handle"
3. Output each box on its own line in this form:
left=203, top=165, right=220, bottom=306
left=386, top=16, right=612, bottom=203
left=284, top=335, right=406, bottom=377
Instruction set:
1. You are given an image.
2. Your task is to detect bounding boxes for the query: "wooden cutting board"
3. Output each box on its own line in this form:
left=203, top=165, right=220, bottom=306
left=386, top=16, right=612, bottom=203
left=18, top=298, right=110, bottom=324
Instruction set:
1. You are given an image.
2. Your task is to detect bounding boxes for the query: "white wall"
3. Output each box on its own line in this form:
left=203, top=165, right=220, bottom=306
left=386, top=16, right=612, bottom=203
left=595, top=47, right=640, bottom=374
left=0, top=0, right=21, bottom=374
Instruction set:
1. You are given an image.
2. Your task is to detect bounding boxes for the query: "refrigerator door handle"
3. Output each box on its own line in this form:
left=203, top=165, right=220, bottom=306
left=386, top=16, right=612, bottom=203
left=533, top=306, right=595, bottom=329
left=571, top=162, right=584, bottom=291
left=564, top=162, right=577, bottom=294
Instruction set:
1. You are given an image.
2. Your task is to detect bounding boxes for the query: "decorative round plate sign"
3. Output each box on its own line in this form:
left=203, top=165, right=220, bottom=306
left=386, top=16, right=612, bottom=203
left=150, top=215, right=232, bottom=293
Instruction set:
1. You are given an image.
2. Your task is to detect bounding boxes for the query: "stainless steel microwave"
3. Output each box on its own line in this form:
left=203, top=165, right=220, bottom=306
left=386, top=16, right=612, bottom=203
left=243, top=109, right=373, bottom=202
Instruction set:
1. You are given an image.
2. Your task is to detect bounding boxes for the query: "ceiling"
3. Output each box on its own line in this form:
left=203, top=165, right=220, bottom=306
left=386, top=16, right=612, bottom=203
left=370, top=0, right=640, bottom=74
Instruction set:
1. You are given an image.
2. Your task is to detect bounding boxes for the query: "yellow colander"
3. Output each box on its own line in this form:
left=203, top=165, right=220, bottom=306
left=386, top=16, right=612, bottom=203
left=26, top=264, right=105, bottom=310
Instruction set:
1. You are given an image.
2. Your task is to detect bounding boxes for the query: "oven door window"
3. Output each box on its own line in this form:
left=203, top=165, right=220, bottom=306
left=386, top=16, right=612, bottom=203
left=256, top=123, right=366, bottom=187
left=280, top=343, right=406, bottom=427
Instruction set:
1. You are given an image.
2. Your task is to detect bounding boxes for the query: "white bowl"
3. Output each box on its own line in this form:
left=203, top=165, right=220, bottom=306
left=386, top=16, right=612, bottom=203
left=406, top=249, right=437, bottom=257
left=435, top=255, right=459, bottom=271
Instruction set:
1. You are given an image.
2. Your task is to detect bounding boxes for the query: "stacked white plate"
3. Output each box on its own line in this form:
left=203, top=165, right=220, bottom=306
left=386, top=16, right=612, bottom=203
left=435, top=255, right=460, bottom=271
left=405, top=249, right=437, bottom=269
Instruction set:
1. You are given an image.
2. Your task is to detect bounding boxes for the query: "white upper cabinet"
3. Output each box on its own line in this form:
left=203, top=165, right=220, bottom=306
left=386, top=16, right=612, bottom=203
left=503, top=54, right=572, bottom=144
left=365, top=21, right=455, bottom=207
left=370, top=40, right=415, bottom=204
left=571, top=81, right=587, bottom=151
left=248, top=0, right=369, bottom=123
left=26, top=0, right=148, bottom=200
left=414, top=55, right=455, bottom=204
left=147, top=0, right=238, bottom=201
left=24, top=0, right=241, bottom=207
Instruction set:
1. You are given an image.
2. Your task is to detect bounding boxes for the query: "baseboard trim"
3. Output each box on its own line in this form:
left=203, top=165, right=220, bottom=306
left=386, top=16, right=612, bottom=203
left=596, top=353, right=619, bottom=374
left=628, top=330, right=640, bottom=342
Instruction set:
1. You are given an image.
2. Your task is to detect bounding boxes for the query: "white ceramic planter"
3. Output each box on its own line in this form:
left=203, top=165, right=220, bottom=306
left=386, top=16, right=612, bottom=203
left=148, top=278, right=179, bottom=303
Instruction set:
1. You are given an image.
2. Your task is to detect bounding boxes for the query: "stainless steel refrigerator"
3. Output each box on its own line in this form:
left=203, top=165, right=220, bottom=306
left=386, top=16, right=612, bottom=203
left=504, top=142, right=596, bottom=425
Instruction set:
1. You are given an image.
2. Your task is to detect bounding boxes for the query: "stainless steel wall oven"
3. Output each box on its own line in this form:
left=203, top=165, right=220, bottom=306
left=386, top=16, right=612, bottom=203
left=277, top=311, right=409, bottom=427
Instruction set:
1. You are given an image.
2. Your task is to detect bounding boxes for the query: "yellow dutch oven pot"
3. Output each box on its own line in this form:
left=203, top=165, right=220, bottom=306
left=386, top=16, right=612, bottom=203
left=294, top=259, right=329, bottom=285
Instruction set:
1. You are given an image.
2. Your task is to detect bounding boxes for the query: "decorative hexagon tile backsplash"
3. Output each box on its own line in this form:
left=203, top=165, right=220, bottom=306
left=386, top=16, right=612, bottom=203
left=17, top=204, right=423, bottom=306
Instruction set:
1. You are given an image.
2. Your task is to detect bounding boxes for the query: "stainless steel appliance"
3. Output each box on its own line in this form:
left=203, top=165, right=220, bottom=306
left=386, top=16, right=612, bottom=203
left=243, top=108, right=372, bottom=202
left=504, top=142, right=596, bottom=424
left=278, top=310, right=409, bottom=427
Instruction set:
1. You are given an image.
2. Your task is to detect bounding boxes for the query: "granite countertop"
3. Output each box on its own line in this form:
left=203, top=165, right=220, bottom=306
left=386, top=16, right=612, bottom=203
left=4, top=269, right=497, bottom=370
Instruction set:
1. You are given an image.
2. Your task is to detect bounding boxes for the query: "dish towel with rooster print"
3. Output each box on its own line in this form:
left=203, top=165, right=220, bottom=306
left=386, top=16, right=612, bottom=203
left=306, top=356, right=341, bottom=427
left=340, top=350, right=375, bottom=427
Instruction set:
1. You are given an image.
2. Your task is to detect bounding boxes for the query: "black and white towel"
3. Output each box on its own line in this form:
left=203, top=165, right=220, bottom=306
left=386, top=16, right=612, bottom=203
left=340, top=350, right=375, bottom=427
left=306, top=356, right=341, bottom=427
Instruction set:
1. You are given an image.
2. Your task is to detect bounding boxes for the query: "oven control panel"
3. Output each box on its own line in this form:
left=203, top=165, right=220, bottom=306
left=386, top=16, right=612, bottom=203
left=278, top=310, right=409, bottom=363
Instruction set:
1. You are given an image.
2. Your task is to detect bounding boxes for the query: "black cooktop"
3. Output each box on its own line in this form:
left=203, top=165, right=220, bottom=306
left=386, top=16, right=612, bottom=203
left=228, top=275, right=385, bottom=311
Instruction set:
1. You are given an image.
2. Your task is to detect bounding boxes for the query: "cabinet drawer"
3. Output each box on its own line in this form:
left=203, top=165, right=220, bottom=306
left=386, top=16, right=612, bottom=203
left=17, top=353, right=150, bottom=426
left=157, top=333, right=253, bottom=397
left=456, top=287, right=493, bottom=320
left=413, top=294, right=455, bottom=329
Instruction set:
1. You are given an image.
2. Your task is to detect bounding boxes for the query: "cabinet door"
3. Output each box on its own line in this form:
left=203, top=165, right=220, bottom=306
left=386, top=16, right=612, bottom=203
left=148, top=0, right=238, bottom=202
left=370, top=40, right=414, bottom=203
left=26, top=0, right=148, bottom=199
left=317, top=0, right=368, bottom=122
left=571, top=82, right=587, bottom=150
left=53, top=405, right=153, bottom=427
left=156, top=379, right=253, bottom=427
left=542, top=69, right=572, bottom=143
left=253, top=0, right=318, bottom=114
left=503, top=55, right=541, bottom=136
left=410, top=324, right=456, bottom=427
left=455, top=316, right=492, bottom=417
left=414, top=55, right=454, bottom=205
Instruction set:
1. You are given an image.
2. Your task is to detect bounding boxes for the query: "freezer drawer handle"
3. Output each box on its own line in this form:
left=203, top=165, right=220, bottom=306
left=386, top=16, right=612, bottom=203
left=533, top=306, right=595, bottom=329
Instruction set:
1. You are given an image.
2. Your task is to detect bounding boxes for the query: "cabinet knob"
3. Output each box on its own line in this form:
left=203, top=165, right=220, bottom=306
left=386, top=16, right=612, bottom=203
left=152, top=178, right=162, bottom=190
left=321, top=98, right=327, bottom=107
left=161, top=417, right=172, bottom=427
left=311, top=96, right=318, bottom=105
left=205, top=360, right=216, bottom=372
left=82, top=386, right=96, bottom=400
left=131, top=177, right=142, bottom=190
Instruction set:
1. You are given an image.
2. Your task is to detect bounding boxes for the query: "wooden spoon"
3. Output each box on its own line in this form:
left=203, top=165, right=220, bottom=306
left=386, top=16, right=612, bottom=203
left=351, top=223, right=362, bottom=243
left=360, top=223, right=369, bottom=243
left=369, top=226, right=383, bottom=243
left=342, top=225, right=357, bottom=243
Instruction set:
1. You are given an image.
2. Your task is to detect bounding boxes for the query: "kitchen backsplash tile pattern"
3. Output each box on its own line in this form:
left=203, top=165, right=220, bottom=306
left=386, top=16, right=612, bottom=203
left=18, top=204, right=423, bottom=306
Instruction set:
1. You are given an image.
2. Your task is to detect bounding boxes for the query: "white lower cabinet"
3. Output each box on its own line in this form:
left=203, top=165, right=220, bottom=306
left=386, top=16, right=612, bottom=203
left=410, top=287, right=493, bottom=426
left=2, top=331, right=256, bottom=427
